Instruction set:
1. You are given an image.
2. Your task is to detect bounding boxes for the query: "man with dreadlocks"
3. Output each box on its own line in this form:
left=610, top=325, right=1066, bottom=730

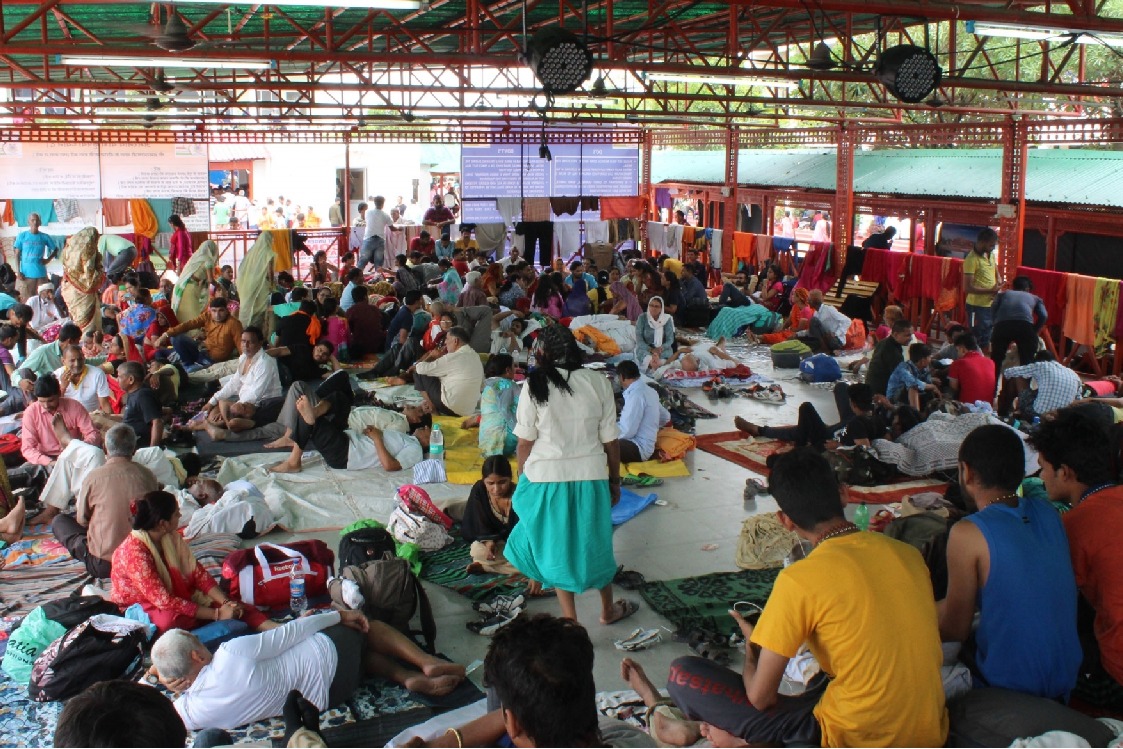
left=504, top=325, right=640, bottom=626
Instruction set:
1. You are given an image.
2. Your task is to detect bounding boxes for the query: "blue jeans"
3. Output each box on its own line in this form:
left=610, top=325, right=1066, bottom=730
left=966, top=303, right=994, bottom=349
left=171, top=334, right=213, bottom=370
left=359, top=235, right=385, bottom=270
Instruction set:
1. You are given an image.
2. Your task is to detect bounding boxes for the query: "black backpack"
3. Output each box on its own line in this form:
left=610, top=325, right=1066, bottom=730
left=338, top=527, right=398, bottom=568
left=29, top=617, right=146, bottom=702
left=42, top=595, right=118, bottom=630
left=329, top=558, right=438, bottom=654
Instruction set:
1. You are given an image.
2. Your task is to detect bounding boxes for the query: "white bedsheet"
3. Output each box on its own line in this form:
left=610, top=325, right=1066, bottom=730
left=215, top=452, right=469, bottom=533
left=569, top=314, right=639, bottom=354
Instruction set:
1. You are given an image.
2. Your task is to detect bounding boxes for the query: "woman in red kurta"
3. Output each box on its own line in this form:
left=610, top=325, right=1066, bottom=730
left=168, top=215, right=193, bottom=275
left=111, top=490, right=272, bottom=634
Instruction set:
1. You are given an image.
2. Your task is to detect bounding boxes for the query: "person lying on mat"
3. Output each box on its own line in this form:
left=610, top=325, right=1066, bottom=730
left=111, top=490, right=277, bottom=636
left=733, top=382, right=887, bottom=452
left=654, top=338, right=738, bottom=376
left=401, top=614, right=651, bottom=748
left=655, top=448, right=948, bottom=748
left=940, top=424, right=1081, bottom=701
left=267, top=371, right=432, bottom=474
left=152, top=605, right=465, bottom=731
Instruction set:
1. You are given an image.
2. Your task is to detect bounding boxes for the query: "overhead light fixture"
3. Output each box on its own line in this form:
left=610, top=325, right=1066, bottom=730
left=552, top=96, right=621, bottom=107
left=875, top=45, right=942, bottom=103
left=169, top=0, right=423, bottom=7
left=524, top=27, right=594, bottom=94
left=966, top=20, right=1123, bottom=46
left=58, top=54, right=274, bottom=70
left=643, top=71, right=801, bottom=89
left=806, top=42, right=837, bottom=70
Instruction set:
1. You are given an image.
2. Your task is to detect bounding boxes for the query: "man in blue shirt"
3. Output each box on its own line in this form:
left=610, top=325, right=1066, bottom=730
left=939, top=424, right=1081, bottom=700
left=13, top=213, right=56, bottom=301
left=562, top=260, right=598, bottom=291
left=339, top=267, right=363, bottom=312
left=887, top=343, right=939, bottom=411
left=616, top=360, right=670, bottom=464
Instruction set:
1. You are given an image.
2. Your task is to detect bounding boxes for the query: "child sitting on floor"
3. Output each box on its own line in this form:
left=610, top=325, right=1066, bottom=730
left=887, top=342, right=940, bottom=412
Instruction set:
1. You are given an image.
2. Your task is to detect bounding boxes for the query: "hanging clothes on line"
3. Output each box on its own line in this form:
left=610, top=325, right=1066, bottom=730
left=1016, top=266, right=1067, bottom=325
left=550, top=197, right=581, bottom=216
left=1, top=202, right=13, bottom=227
left=1062, top=273, right=1097, bottom=348
left=654, top=188, right=673, bottom=210
left=935, top=257, right=964, bottom=314
left=709, top=229, right=725, bottom=273
left=102, top=199, right=130, bottom=227
left=129, top=199, right=159, bottom=240
left=521, top=198, right=552, bottom=222
left=599, top=196, right=644, bottom=220
left=553, top=222, right=583, bottom=257
left=474, top=223, right=507, bottom=255
left=584, top=221, right=609, bottom=245
left=881, top=251, right=911, bottom=300
left=148, top=198, right=175, bottom=234
left=796, top=242, right=835, bottom=292
left=682, top=226, right=696, bottom=255
left=1093, top=277, right=1119, bottom=358
left=647, top=222, right=666, bottom=254
left=11, top=199, right=57, bottom=226
left=754, top=235, right=772, bottom=266
left=580, top=196, right=600, bottom=212
left=495, top=198, right=522, bottom=226
left=53, top=199, right=81, bottom=222
left=269, top=229, right=294, bottom=273
left=171, top=197, right=197, bottom=217
left=732, top=232, right=755, bottom=264
left=664, top=224, right=684, bottom=259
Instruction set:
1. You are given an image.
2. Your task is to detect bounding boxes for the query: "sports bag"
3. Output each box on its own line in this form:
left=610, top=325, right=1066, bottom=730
left=338, top=526, right=397, bottom=568
left=223, top=541, right=335, bottom=607
left=397, top=484, right=453, bottom=529
left=329, top=558, right=437, bottom=653
left=799, top=353, right=842, bottom=383
left=387, top=507, right=452, bottom=552
left=29, top=615, right=147, bottom=702
left=770, top=339, right=811, bottom=369
left=41, top=595, right=120, bottom=630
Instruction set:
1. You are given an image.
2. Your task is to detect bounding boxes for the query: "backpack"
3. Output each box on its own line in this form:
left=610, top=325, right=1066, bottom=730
left=338, top=526, right=398, bottom=568
left=42, top=595, right=119, bottom=629
left=329, top=558, right=437, bottom=653
left=29, top=615, right=147, bottom=702
left=799, top=353, right=842, bottom=383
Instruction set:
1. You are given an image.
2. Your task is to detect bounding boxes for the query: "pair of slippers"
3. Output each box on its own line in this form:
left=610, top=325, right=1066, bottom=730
left=613, top=627, right=662, bottom=652
left=621, top=474, right=663, bottom=488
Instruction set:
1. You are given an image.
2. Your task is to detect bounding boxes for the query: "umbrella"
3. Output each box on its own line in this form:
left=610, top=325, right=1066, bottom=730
left=119, top=304, right=157, bottom=338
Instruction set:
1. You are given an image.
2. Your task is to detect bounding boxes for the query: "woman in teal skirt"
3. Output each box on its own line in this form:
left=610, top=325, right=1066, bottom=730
left=504, top=325, right=640, bottom=625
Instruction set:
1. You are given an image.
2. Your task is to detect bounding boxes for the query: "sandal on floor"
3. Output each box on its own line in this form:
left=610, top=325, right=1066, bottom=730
left=688, top=637, right=730, bottom=665
left=614, top=627, right=663, bottom=652
left=601, top=599, right=640, bottom=625
left=621, top=473, right=664, bottom=488
left=613, top=566, right=647, bottom=590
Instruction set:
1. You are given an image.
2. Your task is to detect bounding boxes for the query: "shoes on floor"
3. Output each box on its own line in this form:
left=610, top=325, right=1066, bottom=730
left=466, top=609, right=519, bottom=637
left=473, top=593, right=526, bottom=618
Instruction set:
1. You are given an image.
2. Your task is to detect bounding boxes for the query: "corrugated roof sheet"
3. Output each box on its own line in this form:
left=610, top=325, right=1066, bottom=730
left=651, top=147, right=1123, bottom=207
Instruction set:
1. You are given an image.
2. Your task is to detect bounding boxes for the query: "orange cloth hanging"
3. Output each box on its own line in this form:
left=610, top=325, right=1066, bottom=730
left=129, top=199, right=159, bottom=239
left=599, top=196, right=644, bottom=220
left=733, top=232, right=755, bottom=262
left=682, top=226, right=696, bottom=253
left=1063, top=273, right=1098, bottom=347
left=1, top=202, right=13, bottom=227
left=754, top=235, right=772, bottom=265
left=101, top=199, right=130, bottom=226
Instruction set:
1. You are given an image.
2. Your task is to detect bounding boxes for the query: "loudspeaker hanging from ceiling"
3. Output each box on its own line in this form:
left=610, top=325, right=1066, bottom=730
left=875, top=44, right=943, bottom=103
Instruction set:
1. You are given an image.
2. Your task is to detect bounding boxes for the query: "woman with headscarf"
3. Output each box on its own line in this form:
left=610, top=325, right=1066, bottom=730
left=757, top=286, right=814, bottom=345
left=60, top=227, right=104, bottom=333
left=111, top=490, right=274, bottom=635
left=236, top=231, right=275, bottom=331
left=167, top=215, right=193, bottom=275
left=504, top=325, right=637, bottom=625
left=608, top=280, right=643, bottom=322
left=482, top=262, right=503, bottom=299
left=635, top=296, right=675, bottom=372
left=273, top=299, right=322, bottom=382
left=172, top=239, right=219, bottom=324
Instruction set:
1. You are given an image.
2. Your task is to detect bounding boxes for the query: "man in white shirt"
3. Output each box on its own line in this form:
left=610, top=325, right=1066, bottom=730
left=498, top=245, right=521, bottom=269
left=54, top=345, right=111, bottom=414
left=413, top=326, right=485, bottom=416
left=152, top=609, right=466, bottom=731
left=29, top=282, right=62, bottom=330
left=193, top=327, right=282, bottom=435
left=232, top=190, right=251, bottom=228
left=360, top=196, right=401, bottom=272
left=800, top=289, right=851, bottom=354
left=616, top=360, right=670, bottom=464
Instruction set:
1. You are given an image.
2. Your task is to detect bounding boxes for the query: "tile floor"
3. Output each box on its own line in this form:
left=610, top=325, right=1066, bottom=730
left=266, top=348, right=853, bottom=698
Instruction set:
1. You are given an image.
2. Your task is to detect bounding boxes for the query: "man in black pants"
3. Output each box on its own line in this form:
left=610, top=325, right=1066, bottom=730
left=263, top=370, right=353, bottom=462
left=732, top=383, right=887, bottom=450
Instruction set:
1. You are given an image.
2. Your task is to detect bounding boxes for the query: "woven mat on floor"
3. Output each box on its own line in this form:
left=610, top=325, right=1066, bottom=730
left=639, top=568, right=780, bottom=639
left=419, top=536, right=530, bottom=602
left=695, top=432, right=948, bottom=505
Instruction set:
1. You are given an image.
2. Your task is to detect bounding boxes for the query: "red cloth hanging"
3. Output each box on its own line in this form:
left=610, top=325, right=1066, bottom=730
left=796, top=242, right=836, bottom=292
left=882, top=251, right=911, bottom=300
left=599, top=196, right=644, bottom=220
left=905, top=255, right=945, bottom=301
left=1016, top=266, right=1067, bottom=324
left=861, top=248, right=890, bottom=285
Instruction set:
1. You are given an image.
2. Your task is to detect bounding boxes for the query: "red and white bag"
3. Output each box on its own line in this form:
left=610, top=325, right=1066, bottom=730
left=222, top=541, right=334, bottom=607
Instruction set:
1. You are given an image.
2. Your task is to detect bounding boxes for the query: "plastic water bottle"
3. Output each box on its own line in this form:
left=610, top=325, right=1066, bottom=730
left=289, top=566, right=307, bottom=617
left=429, top=423, right=444, bottom=462
left=854, top=502, right=870, bottom=531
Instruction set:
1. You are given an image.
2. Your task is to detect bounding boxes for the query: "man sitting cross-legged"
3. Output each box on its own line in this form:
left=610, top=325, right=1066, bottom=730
left=187, top=326, right=282, bottom=436
left=654, top=448, right=948, bottom=747
left=153, top=609, right=465, bottom=731
left=266, top=370, right=432, bottom=473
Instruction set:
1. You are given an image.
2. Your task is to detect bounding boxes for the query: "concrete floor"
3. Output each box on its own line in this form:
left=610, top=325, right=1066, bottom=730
left=264, top=344, right=852, bottom=699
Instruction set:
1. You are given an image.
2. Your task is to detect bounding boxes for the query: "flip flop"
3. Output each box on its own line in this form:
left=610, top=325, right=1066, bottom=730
left=601, top=599, right=640, bottom=625
left=621, top=473, right=664, bottom=487
left=614, top=627, right=662, bottom=652
left=613, top=566, right=647, bottom=590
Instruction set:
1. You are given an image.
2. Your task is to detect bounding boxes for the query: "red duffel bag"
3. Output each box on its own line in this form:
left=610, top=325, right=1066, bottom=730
left=222, top=541, right=335, bottom=607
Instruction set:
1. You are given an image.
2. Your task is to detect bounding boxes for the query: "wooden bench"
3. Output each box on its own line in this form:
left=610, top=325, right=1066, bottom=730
left=822, top=279, right=879, bottom=309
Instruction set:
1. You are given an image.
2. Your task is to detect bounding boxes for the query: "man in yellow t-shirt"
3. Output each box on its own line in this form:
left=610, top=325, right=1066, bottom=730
left=666, top=448, right=948, bottom=748
left=962, top=228, right=1002, bottom=351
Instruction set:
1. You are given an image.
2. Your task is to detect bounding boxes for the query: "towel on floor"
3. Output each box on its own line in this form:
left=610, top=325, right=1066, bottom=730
left=611, top=489, right=658, bottom=526
left=624, top=459, right=690, bottom=478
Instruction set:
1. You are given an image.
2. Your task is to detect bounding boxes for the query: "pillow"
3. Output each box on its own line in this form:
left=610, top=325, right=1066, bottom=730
left=348, top=406, right=409, bottom=434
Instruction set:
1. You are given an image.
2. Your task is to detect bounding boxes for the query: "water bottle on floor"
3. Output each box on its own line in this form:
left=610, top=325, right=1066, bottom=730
left=430, top=423, right=444, bottom=462
left=289, top=566, right=307, bottom=617
left=854, top=502, right=870, bottom=531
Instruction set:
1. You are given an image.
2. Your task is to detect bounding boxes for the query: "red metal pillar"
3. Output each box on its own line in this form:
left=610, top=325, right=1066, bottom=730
left=998, top=118, right=1028, bottom=281
left=833, top=123, right=854, bottom=250
left=641, top=128, right=652, bottom=254
left=723, top=126, right=739, bottom=271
